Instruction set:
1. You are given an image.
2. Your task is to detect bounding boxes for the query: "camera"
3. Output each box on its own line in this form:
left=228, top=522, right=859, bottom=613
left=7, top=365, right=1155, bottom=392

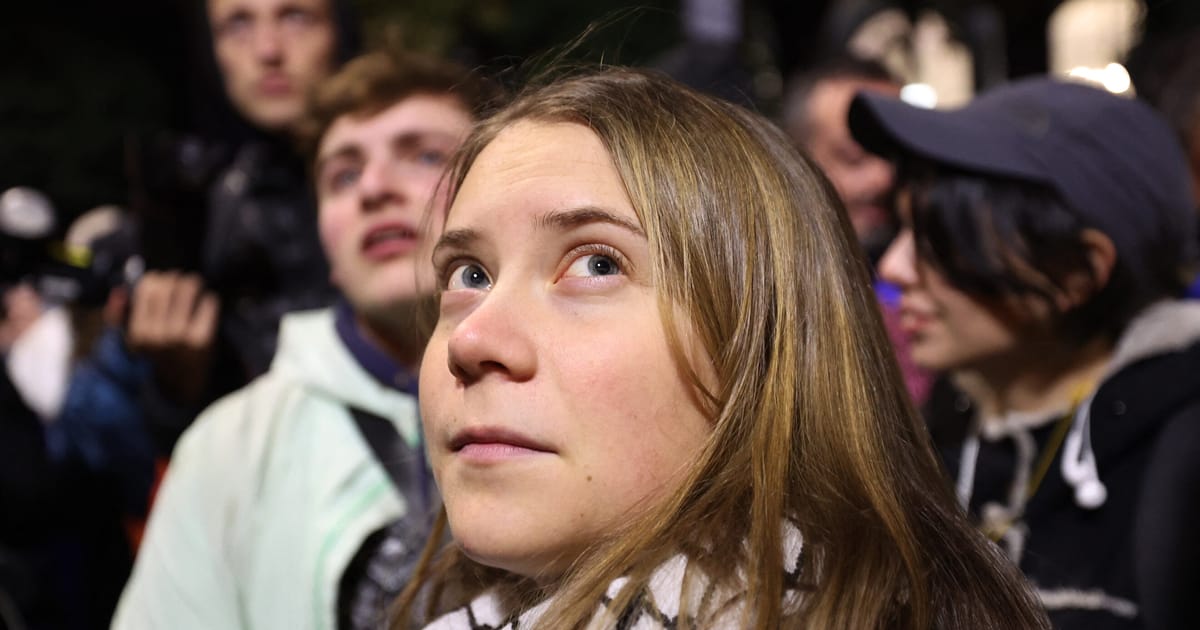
left=1, top=187, right=142, bottom=314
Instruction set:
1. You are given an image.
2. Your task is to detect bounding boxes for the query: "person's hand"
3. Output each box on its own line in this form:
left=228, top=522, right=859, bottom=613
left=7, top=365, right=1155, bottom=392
left=126, top=271, right=219, bottom=404
left=103, top=285, right=129, bottom=328
left=0, top=283, right=44, bottom=351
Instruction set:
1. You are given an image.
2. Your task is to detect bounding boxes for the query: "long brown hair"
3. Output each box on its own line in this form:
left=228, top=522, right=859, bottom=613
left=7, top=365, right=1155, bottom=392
left=396, top=67, right=1049, bottom=629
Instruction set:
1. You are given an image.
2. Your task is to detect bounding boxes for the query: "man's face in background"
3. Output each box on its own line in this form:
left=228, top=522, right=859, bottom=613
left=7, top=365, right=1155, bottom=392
left=208, top=0, right=336, bottom=134
left=803, top=77, right=901, bottom=262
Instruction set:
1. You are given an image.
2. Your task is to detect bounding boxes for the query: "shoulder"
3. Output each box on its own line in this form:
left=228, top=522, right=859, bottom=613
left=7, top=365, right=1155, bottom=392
left=1130, top=393, right=1200, bottom=628
left=168, top=359, right=328, bottom=492
left=184, top=371, right=300, bottom=449
left=1142, top=396, right=1200, bottom=479
left=1101, top=302, right=1200, bottom=410
left=181, top=309, right=341, bottom=446
left=1092, top=331, right=1200, bottom=443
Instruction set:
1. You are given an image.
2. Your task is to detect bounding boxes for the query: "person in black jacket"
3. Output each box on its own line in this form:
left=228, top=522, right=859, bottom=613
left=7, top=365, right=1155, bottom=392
left=127, top=0, right=362, bottom=455
left=852, top=76, right=1200, bottom=630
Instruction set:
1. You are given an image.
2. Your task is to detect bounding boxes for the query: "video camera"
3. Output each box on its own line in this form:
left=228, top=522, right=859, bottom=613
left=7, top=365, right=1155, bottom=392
left=0, top=187, right=142, bottom=312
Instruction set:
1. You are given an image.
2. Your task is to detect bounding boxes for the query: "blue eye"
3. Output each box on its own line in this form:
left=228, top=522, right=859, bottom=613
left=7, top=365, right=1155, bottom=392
left=416, top=149, right=449, bottom=167
left=324, top=168, right=359, bottom=193
left=565, top=254, right=621, bottom=278
left=446, top=263, right=491, bottom=290
left=217, top=13, right=253, bottom=39
left=280, top=8, right=315, bottom=25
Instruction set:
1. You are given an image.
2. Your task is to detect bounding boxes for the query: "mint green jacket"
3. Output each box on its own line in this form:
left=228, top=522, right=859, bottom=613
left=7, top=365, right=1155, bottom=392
left=112, top=309, right=422, bottom=630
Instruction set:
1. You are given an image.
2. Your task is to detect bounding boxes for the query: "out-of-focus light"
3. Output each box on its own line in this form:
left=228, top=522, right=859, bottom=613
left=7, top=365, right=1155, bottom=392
left=901, top=83, right=938, bottom=109
left=1067, top=63, right=1132, bottom=94
left=1101, top=62, right=1131, bottom=93
left=0, top=187, right=56, bottom=239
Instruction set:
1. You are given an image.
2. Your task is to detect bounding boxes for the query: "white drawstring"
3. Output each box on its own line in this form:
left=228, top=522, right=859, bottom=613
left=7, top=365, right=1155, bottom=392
left=1061, top=393, right=1108, bottom=509
left=958, top=391, right=1108, bottom=513
left=956, top=433, right=980, bottom=509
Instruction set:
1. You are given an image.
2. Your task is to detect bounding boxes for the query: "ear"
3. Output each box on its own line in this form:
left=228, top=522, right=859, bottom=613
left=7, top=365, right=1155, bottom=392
left=1056, top=228, right=1116, bottom=311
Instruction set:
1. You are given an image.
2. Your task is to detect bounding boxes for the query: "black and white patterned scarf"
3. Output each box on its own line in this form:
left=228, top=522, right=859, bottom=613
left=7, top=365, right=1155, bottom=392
left=421, top=525, right=805, bottom=629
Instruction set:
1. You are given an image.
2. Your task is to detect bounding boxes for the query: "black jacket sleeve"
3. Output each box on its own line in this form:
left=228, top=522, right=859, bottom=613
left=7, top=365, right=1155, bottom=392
left=1134, top=399, right=1200, bottom=630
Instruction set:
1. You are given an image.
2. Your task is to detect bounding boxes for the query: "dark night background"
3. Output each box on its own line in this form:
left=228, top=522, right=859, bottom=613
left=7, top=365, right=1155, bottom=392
left=2, top=0, right=1198, bottom=228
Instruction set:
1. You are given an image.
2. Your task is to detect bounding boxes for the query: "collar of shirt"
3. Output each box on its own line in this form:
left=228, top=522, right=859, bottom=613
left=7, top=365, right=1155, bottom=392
left=333, top=300, right=419, bottom=397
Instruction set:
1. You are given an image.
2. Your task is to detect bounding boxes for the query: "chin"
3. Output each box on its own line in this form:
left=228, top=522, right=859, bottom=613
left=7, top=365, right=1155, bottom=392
left=446, top=500, right=569, bottom=578
left=909, top=345, right=951, bottom=373
left=458, top=542, right=568, bottom=581
left=244, top=104, right=304, bottom=134
left=453, top=528, right=538, bottom=576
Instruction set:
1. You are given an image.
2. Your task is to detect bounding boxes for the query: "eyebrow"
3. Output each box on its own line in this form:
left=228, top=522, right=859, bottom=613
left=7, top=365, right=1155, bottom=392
left=534, top=206, right=646, bottom=238
left=316, top=130, right=460, bottom=175
left=431, top=205, right=646, bottom=262
left=431, top=228, right=480, bottom=262
left=393, top=130, right=461, bottom=149
left=314, top=145, right=361, bottom=177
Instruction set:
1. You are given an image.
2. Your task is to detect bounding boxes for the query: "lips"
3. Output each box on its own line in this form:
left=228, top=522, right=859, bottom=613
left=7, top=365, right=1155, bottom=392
left=897, top=302, right=936, bottom=335
left=448, top=426, right=555, bottom=462
left=361, top=222, right=418, bottom=260
left=258, top=73, right=293, bottom=95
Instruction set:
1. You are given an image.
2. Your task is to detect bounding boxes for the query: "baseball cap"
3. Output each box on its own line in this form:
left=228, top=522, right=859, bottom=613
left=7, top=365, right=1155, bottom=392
left=848, top=76, right=1197, bottom=292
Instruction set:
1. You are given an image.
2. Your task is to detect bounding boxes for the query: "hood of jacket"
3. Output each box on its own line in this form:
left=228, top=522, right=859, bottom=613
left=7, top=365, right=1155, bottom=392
left=1105, top=299, right=1200, bottom=377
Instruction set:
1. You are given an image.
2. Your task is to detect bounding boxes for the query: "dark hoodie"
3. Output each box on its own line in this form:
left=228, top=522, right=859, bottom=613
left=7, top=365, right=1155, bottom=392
left=933, top=301, right=1200, bottom=630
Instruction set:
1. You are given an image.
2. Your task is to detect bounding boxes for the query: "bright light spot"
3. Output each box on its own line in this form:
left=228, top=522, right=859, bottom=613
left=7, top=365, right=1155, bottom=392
left=1067, top=63, right=1132, bottom=94
left=1102, top=62, right=1131, bottom=93
left=0, top=187, right=56, bottom=239
left=901, top=83, right=938, bottom=109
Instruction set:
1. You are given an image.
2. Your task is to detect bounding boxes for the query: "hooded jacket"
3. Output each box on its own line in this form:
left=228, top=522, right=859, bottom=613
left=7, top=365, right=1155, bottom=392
left=937, top=300, right=1200, bottom=630
left=138, top=0, right=364, bottom=456
left=113, top=308, right=423, bottom=630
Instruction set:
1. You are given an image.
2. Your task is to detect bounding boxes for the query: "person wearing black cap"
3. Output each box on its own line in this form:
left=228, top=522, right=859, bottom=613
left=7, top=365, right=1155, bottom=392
left=850, top=77, right=1200, bottom=630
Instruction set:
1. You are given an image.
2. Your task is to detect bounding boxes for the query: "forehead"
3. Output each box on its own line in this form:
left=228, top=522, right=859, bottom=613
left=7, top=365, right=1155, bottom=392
left=317, top=94, right=473, bottom=157
left=810, top=78, right=899, bottom=127
left=208, top=0, right=329, bottom=18
left=450, top=121, right=636, bottom=225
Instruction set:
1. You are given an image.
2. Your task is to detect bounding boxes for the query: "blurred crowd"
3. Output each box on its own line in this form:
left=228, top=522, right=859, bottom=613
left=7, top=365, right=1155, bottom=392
left=1, top=1, right=1198, bottom=629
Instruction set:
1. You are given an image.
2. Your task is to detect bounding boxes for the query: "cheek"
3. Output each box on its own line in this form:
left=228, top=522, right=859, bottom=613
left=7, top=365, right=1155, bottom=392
left=318, top=205, right=355, bottom=269
left=214, top=46, right=245, bottom=87
left=931, top=291, right=1023, bottom=354
left=418, top=327, right=453, bottom=432
left=556, top=321, right=709, bottom=490
left=318, top=202, right=348, bottom=246
left=937, top=291, right=1009, bottom=339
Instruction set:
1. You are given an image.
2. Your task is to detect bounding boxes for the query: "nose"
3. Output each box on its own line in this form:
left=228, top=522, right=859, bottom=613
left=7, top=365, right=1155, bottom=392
left=878, top=228, right=919, bottom=288
left=358, top=160, right=407, bottom=213
left=252, top=23, right=284, bottom=64
left=445, top=286, right=537, bottom=385
left=859, top=154, right=895, bottom=200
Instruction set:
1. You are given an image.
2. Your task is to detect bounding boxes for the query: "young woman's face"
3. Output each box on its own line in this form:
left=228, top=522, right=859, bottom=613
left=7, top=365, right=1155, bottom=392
left=877, top=208, right=1030, bottom=374
left=421, top=120, right=712, bottom=579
